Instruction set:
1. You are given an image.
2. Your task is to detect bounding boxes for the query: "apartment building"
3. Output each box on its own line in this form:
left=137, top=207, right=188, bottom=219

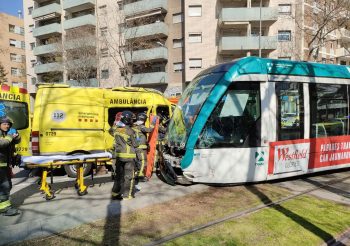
left=23, top=0, right=184, bottom=97
left=0, top=13, right=26, bottom=87
left=24, top=0, right=350, bottom=97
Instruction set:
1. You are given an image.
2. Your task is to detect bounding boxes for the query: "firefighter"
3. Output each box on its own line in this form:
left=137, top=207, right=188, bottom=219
left=110, top=111, right=138, bottom=200
left=0, top=116, right=21, bottom=216
left=133, top=113, right=157, bottom=183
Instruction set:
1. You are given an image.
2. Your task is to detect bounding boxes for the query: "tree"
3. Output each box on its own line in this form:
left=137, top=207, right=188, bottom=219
left=0, top=63, right=8, bottom=84
left=296, top=0, right=350, bottom=61
left=98, top=1, right=166, bottom=87
left=64, top=26, right=98, bottom=87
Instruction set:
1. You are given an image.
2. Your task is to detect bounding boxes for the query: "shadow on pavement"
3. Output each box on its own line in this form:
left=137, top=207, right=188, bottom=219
left=302, top=178, right=350, bottom=200
left=11, top=176, right=113, bottom=207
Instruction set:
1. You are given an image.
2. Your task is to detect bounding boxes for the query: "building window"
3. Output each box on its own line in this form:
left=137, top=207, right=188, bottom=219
left=30, top=42, right=35, bottom=50
left=173, top=62, right=183, bottom=72
left=9, top=39, right=16, bottom=47
left=278, top=30, right=291, bottom=41
left=101, top=48, right=108, bottom=57
left=173, top=13, right=183, bottom=23
left=101, top=69, right=109, bottom=79
left=173, top=38, right=183, bottom=48
left=31, top=77, right=37, bottom=85
left=99, top=5, right=107, bottom=15
left=189, top=33, right=202, bottom=43
left=21, top=41, right=25, bottom=49
left=189, top=58, right=202, bottom=69
left=11, top=68, right=18, bottom=76
left=100, top=27, right=108, bottom=36
left=10, top=53, right=16, bottom=62
left=20, top=27, right=24, bottom=35
left=9, top=24, right=15, bottom=33
left=278, top=4, right=291, bottom=15
left=31, top=60, right=36, bottom=67
left=189, top=5, right=202, bottom=17
left=117, top=1, right=123, bottom=10
left=278, top=56, right=291, bottom=60
left=28, top=7, right=33, bottom=15
left=29, top=24, right=34, bottom=33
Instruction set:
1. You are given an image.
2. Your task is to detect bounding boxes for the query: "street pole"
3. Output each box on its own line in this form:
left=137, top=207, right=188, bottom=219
left=259, top=0, right=262, bottom=58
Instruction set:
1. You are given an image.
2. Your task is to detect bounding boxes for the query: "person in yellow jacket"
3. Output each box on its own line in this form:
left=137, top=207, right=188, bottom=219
left=133, top=113, right=156, bottom=184
left=109, top=111, right=138, bottom=200
left=0, top=116, right=21, bottom=216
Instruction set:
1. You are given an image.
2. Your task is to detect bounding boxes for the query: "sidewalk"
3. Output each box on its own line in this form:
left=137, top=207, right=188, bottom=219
left=0, top=175, right=207, bottom=245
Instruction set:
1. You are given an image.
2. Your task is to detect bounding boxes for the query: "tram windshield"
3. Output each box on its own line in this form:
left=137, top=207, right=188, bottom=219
left=166, top=72, right=225, bottom=147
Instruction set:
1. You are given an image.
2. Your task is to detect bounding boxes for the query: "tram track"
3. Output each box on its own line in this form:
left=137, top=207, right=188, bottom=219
left=144, top=174, right=350, bottom=246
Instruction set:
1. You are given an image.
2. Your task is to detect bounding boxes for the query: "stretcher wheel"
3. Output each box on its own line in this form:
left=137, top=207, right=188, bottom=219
left=45, top=191, right=55, bottom=201
left=77, top=189, right=88, bottom=196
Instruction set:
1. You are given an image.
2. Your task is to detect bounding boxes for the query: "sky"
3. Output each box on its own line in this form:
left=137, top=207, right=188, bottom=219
left=0, top=0, right=23, bottom=18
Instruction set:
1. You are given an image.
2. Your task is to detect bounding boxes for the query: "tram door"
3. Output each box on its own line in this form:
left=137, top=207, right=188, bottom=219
left=275, top=82, right=304, bottom=141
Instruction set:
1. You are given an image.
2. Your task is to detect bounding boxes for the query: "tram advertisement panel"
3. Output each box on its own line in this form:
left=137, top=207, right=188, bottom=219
left=268, top=136, right=350, bottom=174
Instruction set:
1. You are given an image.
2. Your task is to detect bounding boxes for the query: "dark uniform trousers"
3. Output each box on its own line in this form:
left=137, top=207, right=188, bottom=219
left=0, top=166, right=12, bottom=211
left=112, top=158, right=136, bottom=199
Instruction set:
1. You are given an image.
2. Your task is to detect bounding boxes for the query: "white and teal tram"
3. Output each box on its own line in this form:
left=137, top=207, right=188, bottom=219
left=161, top=57, right=350, bottom=184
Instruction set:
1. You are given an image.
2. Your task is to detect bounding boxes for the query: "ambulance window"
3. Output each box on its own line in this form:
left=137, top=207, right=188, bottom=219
left=108, top=107, right=148, bottom=126
left=156, top=106, right=170, bottom=123
left=0, top=101, right=29, bottom=130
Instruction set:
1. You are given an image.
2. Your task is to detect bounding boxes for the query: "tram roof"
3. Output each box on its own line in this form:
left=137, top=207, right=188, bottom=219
left=195, top=56, right=350, bottom=80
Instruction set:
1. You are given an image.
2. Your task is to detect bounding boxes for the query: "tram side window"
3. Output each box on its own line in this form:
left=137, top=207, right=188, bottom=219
left=196, top=82, right=261, bottom=148
left=310, top=84, right=349, bottom=138
left=276, top=82, right=304, bottom=141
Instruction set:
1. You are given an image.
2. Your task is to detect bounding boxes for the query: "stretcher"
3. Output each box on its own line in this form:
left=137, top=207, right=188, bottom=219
left=22, top=152, right=112, bottom=200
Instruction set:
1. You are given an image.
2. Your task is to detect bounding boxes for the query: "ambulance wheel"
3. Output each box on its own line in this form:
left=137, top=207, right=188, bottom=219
left=64, top=163, right=92, bottom=178
left=45, top=191, right=55, bottom=200
left=77, top=189, right=88, bottom=196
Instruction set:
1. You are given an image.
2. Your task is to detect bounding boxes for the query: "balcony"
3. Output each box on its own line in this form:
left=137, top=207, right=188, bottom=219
left=33, top=43, right=61, bottom=56
left=124, top=22, right=168, bottom=40
left=63, top=0, right=95, bottom=13
left=63, top=14, right=96, bottom=30
left=33, top=23, right=62, bottom=38
left=125, top=47, right=168, bottom=63
left=219, top=7, right=278, bottom=26
left=338, top=28, right=350, bottom=43
left=32, top=3, right=61, bottom=20
left=67, top=78, right=98, bottom=87
left=34, top=62, right=63, bottom=74
left=131, top=72, right=167, bottom=85
left=336, top=47, right=350, bottom=59
left=124, top=0, right=167, bottom=18
left=219, top=36, right=278, bottom=53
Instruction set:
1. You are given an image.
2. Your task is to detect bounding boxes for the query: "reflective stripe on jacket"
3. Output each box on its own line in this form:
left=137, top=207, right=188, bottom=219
left=113, top=126, right=138, bottom=159
left=133, top=124, right=154, bottom=150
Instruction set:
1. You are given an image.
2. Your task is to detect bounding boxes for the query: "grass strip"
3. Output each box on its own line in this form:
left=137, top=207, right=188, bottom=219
left=15, top=183, right=349, bottom=246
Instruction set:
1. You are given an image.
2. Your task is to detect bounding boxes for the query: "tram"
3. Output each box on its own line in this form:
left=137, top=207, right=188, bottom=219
left=161, top=57, right=350, bottom=184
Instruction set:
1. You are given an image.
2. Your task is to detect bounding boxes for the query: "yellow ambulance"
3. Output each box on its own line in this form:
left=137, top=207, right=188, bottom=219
left=31, top=84, right=172, bottom=177
left=0, top=84, right=31, bottom=157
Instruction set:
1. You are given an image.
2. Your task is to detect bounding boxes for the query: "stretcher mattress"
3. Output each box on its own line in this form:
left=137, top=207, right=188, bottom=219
left=21, top=152, right=112, bottom=167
